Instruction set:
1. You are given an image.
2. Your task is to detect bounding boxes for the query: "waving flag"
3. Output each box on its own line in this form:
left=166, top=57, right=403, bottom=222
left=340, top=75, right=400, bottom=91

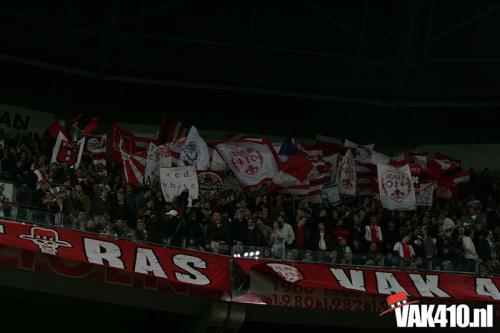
left=215, top=139, right=279, bottom=188
left=122, top=150, right=147, bottom=186
left=144, top=143, right=160, bottom=187
left=51, top=131, right=85, bottom=169
left=268, top=153, right=313, bottom=194
left=177, top=126, right=210, bottom=170
left=337, top=150, right=356, bottom=196
left=110, top=123, right=136, bottom=163
left=377, top=163, right=416, bottom=210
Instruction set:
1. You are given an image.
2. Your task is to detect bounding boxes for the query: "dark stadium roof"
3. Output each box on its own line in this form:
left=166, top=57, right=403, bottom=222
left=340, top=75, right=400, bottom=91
left=1, top=1, right=500, bottom=147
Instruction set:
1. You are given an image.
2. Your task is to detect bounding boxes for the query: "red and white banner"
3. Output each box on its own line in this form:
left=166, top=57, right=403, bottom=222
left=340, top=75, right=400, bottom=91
left=337, top=149, right=356, bottom=196
left=160, top=166, right=199, bottom=204
left=0, top=220, right=231, bottom=293
left=215, top=139, right=279, bottom=188
left=267, top=153, right=313, bottom=194
left=122, top=150, right=147, bottom=186
left=178, top=126, right=210, bottom=170
left=92, top=152, right=107, bottom=177
left=87, top=134, right=107, bottom=154
left=110, top=123, right=136, bottom=163
left=377, top=163, right=416, bottom=210
left=144, top=143, right=160, bottom=187
left=235, top=259, right=500, bottom=303
left=51, top=131, right=85, bottom=169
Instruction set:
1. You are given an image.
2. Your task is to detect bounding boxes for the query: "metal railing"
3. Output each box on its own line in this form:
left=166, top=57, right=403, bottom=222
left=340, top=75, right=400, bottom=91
left=0, top=200, right=496, bottom=276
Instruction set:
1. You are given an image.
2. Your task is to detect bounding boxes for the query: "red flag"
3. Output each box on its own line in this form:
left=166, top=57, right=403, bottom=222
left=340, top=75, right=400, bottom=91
left=47, top=120, right=65, bottom=140
left=110, top=123, right=136, bottom=163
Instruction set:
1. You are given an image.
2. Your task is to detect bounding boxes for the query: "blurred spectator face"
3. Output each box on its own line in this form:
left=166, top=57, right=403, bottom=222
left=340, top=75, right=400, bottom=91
left=296, top=208, right=304, bottom=218
left=304, top=251, right=313, bottom=262
left=318, top=222, right=325, bottom=232
left=352, top=240, right=360, bottom=250
left=212, top=212, right=222, bottom=224
left=286, top=251, right=296, bottom=261
left=78, top=211, right=86, bottom=220
left=402, top=235, right=411, bottom=243
left=126, top=184, right=134, bottom=194
left=137, top=220, right=146, bottom=231
left=262, top=207, right=269, bottom=218
left=115, top=219, right=125, bottom=228
left=352, top=214, right=360, bottom=223
left=319, top=208, right=327, bottom=218
left=101, top=190, right=109, bottom=200
left=144, top=189, right=152, bottom=198
left=247, top=220, right=255, bottom=230
left=345, top=252, right=353, bottom=262
left=147, top=200, right=154, bottom=209
left=99, top=216, right=107, bottom=226
left=370, top=215, right=378, bottom=225
left=75, top=185, right=83, bottom=194
left=297, top=217, right=306, bottom=228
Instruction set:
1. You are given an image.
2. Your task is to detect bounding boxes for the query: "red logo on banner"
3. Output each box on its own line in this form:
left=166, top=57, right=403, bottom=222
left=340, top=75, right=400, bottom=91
left=19, top=226, right=72, bottom=255
left=381, top=171, right=412, bottom=202
left=230, top=148, right=263, bottom=176
left=266, top=263, right=304, bottom=283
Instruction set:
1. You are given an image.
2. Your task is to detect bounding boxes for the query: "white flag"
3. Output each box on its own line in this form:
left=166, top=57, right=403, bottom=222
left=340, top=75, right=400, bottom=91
left=344, top=139, right=374, bottom=163
left=160, top=166, right=199, bottom=205
left=144, top=142, right=160, bottom=187
left=337, top=150, right=356, bottom=196
left=178, top=126, right=210, bottom=170
left=215, top=139, right=279, bottom=187
left=377, top=163, right=416, bottom=210
left=416, top=182, right=435, bottom=207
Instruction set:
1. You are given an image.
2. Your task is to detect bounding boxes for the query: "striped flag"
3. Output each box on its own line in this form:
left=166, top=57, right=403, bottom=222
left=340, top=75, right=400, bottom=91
left=122, top=150, right=147, bottom=186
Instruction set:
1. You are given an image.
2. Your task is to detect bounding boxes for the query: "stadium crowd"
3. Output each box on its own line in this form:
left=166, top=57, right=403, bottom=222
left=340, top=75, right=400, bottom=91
left=1, top=128, right=500, bottom=275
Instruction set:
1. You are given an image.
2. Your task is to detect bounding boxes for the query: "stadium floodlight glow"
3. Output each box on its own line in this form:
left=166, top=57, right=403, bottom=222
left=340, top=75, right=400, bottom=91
left=254, top=256, right=259, bottom=260
left=243, top=252, right=249, bottom=257
left=249, top=251, right=254, bottom=256
left=255, top=251, right=260, bottom=256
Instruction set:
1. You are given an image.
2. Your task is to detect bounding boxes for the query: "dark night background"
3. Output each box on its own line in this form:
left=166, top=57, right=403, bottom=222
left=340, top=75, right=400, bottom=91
left=0, top=1, right=499, bottom=331
left=0, top=1, right=500, bottom=149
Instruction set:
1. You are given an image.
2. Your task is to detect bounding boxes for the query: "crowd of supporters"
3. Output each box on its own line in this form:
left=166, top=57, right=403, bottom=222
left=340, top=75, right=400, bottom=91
left=1, top=129, right=500, bottom=275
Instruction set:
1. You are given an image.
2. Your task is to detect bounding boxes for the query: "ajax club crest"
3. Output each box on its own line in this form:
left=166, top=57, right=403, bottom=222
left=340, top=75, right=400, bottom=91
left=381, top=170, right=412, bottom=202
left=180, top=141, right=200, bottom=166
left=230, top=148, right=264, bottom=177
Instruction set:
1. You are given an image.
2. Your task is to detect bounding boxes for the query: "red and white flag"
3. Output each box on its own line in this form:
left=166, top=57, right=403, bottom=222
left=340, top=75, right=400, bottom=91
left=267, top=153, right=313, bottom=194
left=215, top=139, right=279, bottom=188
left=92, top=152, right=107, bottom=177
left=110, top=123, right=136, bottom=163
left=122, top=150, right=147, bottom=186
left=377, top=163, right=416, bottom=210
left=144, top=142, right=160, bottom=187
left=177, top=126, right=210, bottom=170
left=132, top=131, right=159, bottom=150
left=337, top=150, right=356, bottom=196
left=87, top=134, right=107, bottom=154
left=344, top=139, right=374, bottom=163
left=51, top=131, right=85, bottom=169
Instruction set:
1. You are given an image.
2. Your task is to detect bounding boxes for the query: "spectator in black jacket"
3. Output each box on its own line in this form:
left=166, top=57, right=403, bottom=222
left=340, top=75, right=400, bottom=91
left=311, top=222, right=333, bottom=251
left=205, top=211, right=229, bottom=253
left=90, top=189, right=111, bottom=220
left=240, top=217, right=265, bottom=247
